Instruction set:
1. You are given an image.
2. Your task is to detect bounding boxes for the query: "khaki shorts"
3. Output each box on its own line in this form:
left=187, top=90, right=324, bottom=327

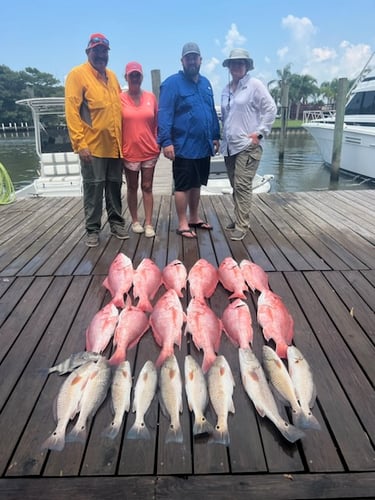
left=123, top=157, right=158, bottom=172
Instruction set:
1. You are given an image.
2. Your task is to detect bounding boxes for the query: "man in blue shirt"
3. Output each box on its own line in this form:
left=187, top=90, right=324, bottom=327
left=158, top=42, right=220, bottom=239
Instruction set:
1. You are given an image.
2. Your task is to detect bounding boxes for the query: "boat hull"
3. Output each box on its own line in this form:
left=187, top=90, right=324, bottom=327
left=304, top=123, right=375, bottom=179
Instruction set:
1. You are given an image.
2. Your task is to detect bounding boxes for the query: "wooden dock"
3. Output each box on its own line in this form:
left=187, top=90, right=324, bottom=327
left=0, top=189, right=374, bottom=499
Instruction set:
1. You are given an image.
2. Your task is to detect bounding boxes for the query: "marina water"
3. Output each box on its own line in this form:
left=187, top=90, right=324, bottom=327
left=1, top=131, right=374, bottom=192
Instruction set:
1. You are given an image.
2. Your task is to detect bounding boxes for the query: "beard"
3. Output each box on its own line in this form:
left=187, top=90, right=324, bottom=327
left=183, top=63, right=200, bottom=79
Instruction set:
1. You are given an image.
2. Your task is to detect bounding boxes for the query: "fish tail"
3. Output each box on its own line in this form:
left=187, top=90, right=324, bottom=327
left=155, top=346, right=173, bottom=368
left=101, top=421, right=121, bottom=440
left=229, top=291, right=247, bottom=300
left=278, top=421, right=305, bottom=443
left=211, top=424, right=230, bottom=446
left=66, top=423, right=87, bottom=444
left=165, top=423, right=183, bottom=444
left=108, top=349, right=125, bottom=366
left=201, top=351, right=217, bottom=374
left=126, top=420, right=151, bottom=440
left=294, top=410, right=321, bottom=431
left=111, top=295, right=125, bottom=309
left=276, top=342, right=289, bottom=359
left=193, top=416, right=214, bottom=437
left=137, top=297, right=153, bottom=313
left=41, top=429, right=66, bottom=452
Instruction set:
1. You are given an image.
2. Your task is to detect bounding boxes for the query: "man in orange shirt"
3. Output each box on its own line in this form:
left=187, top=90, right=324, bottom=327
left=65, top=33, right=128, bottom=247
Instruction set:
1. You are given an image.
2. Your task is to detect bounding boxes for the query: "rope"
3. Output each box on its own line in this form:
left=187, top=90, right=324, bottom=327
left=0, top=162, right=16, bottom=204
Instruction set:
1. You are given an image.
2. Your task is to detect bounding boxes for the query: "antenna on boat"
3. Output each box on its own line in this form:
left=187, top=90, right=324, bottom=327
left=346, top=51, right=375, bottom=99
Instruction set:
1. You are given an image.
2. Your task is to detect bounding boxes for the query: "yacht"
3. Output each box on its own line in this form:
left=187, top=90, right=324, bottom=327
left=303, top=60, right=375, bottom=180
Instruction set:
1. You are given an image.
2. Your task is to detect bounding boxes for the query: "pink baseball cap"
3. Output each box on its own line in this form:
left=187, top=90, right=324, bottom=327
left=125, top=62, right=143, bottom=75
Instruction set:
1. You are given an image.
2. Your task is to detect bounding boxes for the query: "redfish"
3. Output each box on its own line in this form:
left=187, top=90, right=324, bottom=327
left=222, top=298, right=253, bottom=348
left=133, top=258, right=162, bottom=312
left=240, top=259, right=269, bottom=293
left=103, top=253, right=134, bottom=308
left=162, top=259, right=187, bottom=298
left=187, top=258, right=218, bottom=300
left=85, top=302, right=119, bottom=353
left=185, top=298, right=222, bottom=373
left=218, top=257, right=248, bottom=300
left=108, top=299, right=149, bottom=365
left=150, top=289, right=185, bottom=367
left=257, top=289, right=294, bottom=358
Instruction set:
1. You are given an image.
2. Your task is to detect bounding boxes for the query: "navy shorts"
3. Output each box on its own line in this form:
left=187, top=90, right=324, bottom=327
left=173, top=157, right=210, bottom=191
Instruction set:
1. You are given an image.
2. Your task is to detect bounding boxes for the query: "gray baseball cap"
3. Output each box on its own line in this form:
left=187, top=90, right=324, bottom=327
left=182, top=42, right=201, bottom=57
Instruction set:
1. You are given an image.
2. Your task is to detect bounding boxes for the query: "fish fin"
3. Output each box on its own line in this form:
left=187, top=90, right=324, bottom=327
left=294, top=410, right=321, bottom=431
left=111, top=295, right=125, bottom=309
left=211, top=425, right=230, bottom=446
left=126, top=420, right=151, bottom=440
left=165, top=423, right=183, bottom=444
left=108, top=349, right=125, bottom=366
left=101, top=421, right=121, bottom=440
left=41, top=429, right=66, bottom=452
left=277, top=421, right=305, bottom=443
left=193, top=417, right=214, bottom=437
left=255, top=405, right=266, bottom=418
left=229, top=399, right=235, bottom=414
left=137, top=297, right=153, bottom=313
left=66, top=423, right=87, bottom=444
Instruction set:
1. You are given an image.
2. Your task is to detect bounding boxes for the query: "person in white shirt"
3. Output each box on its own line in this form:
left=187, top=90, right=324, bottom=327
left=221, top=48, right=277, bottom=241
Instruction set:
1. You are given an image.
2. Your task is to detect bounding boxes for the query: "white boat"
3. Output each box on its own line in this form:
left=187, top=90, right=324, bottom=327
left=303, top=62, right=375, bottom=180
left=15, top=97, right=82, bottom=197
left=202, top=154, right=273, bottom=195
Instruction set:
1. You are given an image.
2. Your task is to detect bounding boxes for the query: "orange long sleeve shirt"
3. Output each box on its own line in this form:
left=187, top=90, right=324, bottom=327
left=65, top=61, right=122, bottom=158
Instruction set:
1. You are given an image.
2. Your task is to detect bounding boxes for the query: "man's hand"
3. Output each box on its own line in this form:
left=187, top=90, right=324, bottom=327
left=163, top=145, right=175, bottom=161
left=78, top=148, right=92, bottom=163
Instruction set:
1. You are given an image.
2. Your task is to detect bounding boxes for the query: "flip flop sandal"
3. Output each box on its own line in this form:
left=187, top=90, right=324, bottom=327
left=188, top=221, right=213, bottom=230
left=176, top=228, right=197, bottom=239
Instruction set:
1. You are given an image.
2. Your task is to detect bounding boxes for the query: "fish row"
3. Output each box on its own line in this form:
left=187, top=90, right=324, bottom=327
left=43, top=341, right=319, bottom=452
left=102, top=253, right=270, bottom=313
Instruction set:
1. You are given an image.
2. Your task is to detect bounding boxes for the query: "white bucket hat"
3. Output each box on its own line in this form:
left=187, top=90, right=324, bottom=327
left=222, top=48, right=254, bottom=70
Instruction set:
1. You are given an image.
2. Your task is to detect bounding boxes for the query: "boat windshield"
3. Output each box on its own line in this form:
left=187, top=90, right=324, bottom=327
left=346, top=90, right=375, bottom=115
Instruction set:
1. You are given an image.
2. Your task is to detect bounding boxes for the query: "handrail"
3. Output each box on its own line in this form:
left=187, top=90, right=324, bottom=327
left=302, top=110, right=336, bottom=123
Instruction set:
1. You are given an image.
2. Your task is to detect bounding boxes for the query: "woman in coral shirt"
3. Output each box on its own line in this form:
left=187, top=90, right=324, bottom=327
left=121, top=61, right=160, bottom=238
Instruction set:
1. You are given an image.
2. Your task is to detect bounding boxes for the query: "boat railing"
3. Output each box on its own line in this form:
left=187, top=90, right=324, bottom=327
left=303, top=109, right=336, bottom=123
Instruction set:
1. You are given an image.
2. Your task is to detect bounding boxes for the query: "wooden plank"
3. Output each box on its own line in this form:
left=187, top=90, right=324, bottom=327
left=1, top=472, right=375, bottom=500
left=258, top=194, right=331, bottom=271
left=285, top=271, right=375, bottom=470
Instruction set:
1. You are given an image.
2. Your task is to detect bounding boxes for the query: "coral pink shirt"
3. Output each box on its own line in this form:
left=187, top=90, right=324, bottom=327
left=121, top=90, right=160, bottom=161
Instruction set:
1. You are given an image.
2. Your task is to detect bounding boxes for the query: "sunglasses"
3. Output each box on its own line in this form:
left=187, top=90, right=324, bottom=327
left=88, top=37, right=110, bottom=47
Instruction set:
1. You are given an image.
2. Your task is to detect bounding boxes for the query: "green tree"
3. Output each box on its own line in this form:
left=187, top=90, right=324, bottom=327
left=0, top=65, right=64, bottom=124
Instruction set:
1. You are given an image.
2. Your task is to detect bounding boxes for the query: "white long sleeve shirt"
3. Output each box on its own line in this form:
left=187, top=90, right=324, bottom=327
left=220, top=74, right=277, bottom=156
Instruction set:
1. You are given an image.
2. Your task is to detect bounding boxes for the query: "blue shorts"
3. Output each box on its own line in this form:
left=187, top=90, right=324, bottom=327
left=172, top=157, right=210, bottom=191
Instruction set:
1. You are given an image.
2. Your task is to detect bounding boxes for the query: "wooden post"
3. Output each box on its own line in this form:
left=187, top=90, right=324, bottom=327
left=279, top=83, right=289, bottom=160
left=151, top=69, right=161, bottom=102
left=331, top=77, right=348, bottom=182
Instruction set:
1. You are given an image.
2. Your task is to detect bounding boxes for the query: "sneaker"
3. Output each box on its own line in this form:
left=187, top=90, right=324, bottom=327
left=144, top=225, right=155, bottom=238
left=110, top=225, right=129, bottom=240
left=226, top=221, right=235, bottom=230
left=230, top=229, right=246, bottom=241
left=85, top=232, right=99, bottom=247
left=131, top=222, right=144, bottom=234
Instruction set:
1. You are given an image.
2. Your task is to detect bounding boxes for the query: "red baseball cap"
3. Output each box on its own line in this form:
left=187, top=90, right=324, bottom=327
left=87, top=33, right=110, bottom=50
left=125, top=61, right=143, bottom=76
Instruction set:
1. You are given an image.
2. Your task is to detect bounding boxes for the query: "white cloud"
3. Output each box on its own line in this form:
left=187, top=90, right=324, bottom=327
left=311, top=47, right=337, bottom=63
left=223, top=23, right=247, bottom=56
left=277, top=46, right=289, bottom=59
left=281, top=15, right=317, bottom=41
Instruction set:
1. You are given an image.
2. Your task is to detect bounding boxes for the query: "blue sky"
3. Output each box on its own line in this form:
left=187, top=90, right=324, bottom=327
left=3, top=0, right=375, bottom=104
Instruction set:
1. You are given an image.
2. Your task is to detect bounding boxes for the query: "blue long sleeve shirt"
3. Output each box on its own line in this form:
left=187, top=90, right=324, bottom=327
left=157, top=70, right=220, bottom=159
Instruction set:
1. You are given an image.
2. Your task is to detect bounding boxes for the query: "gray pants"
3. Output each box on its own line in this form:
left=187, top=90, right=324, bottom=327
left=81, top=156, right=124, bottom=234
left=224, top=144, right=263, bottom=231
